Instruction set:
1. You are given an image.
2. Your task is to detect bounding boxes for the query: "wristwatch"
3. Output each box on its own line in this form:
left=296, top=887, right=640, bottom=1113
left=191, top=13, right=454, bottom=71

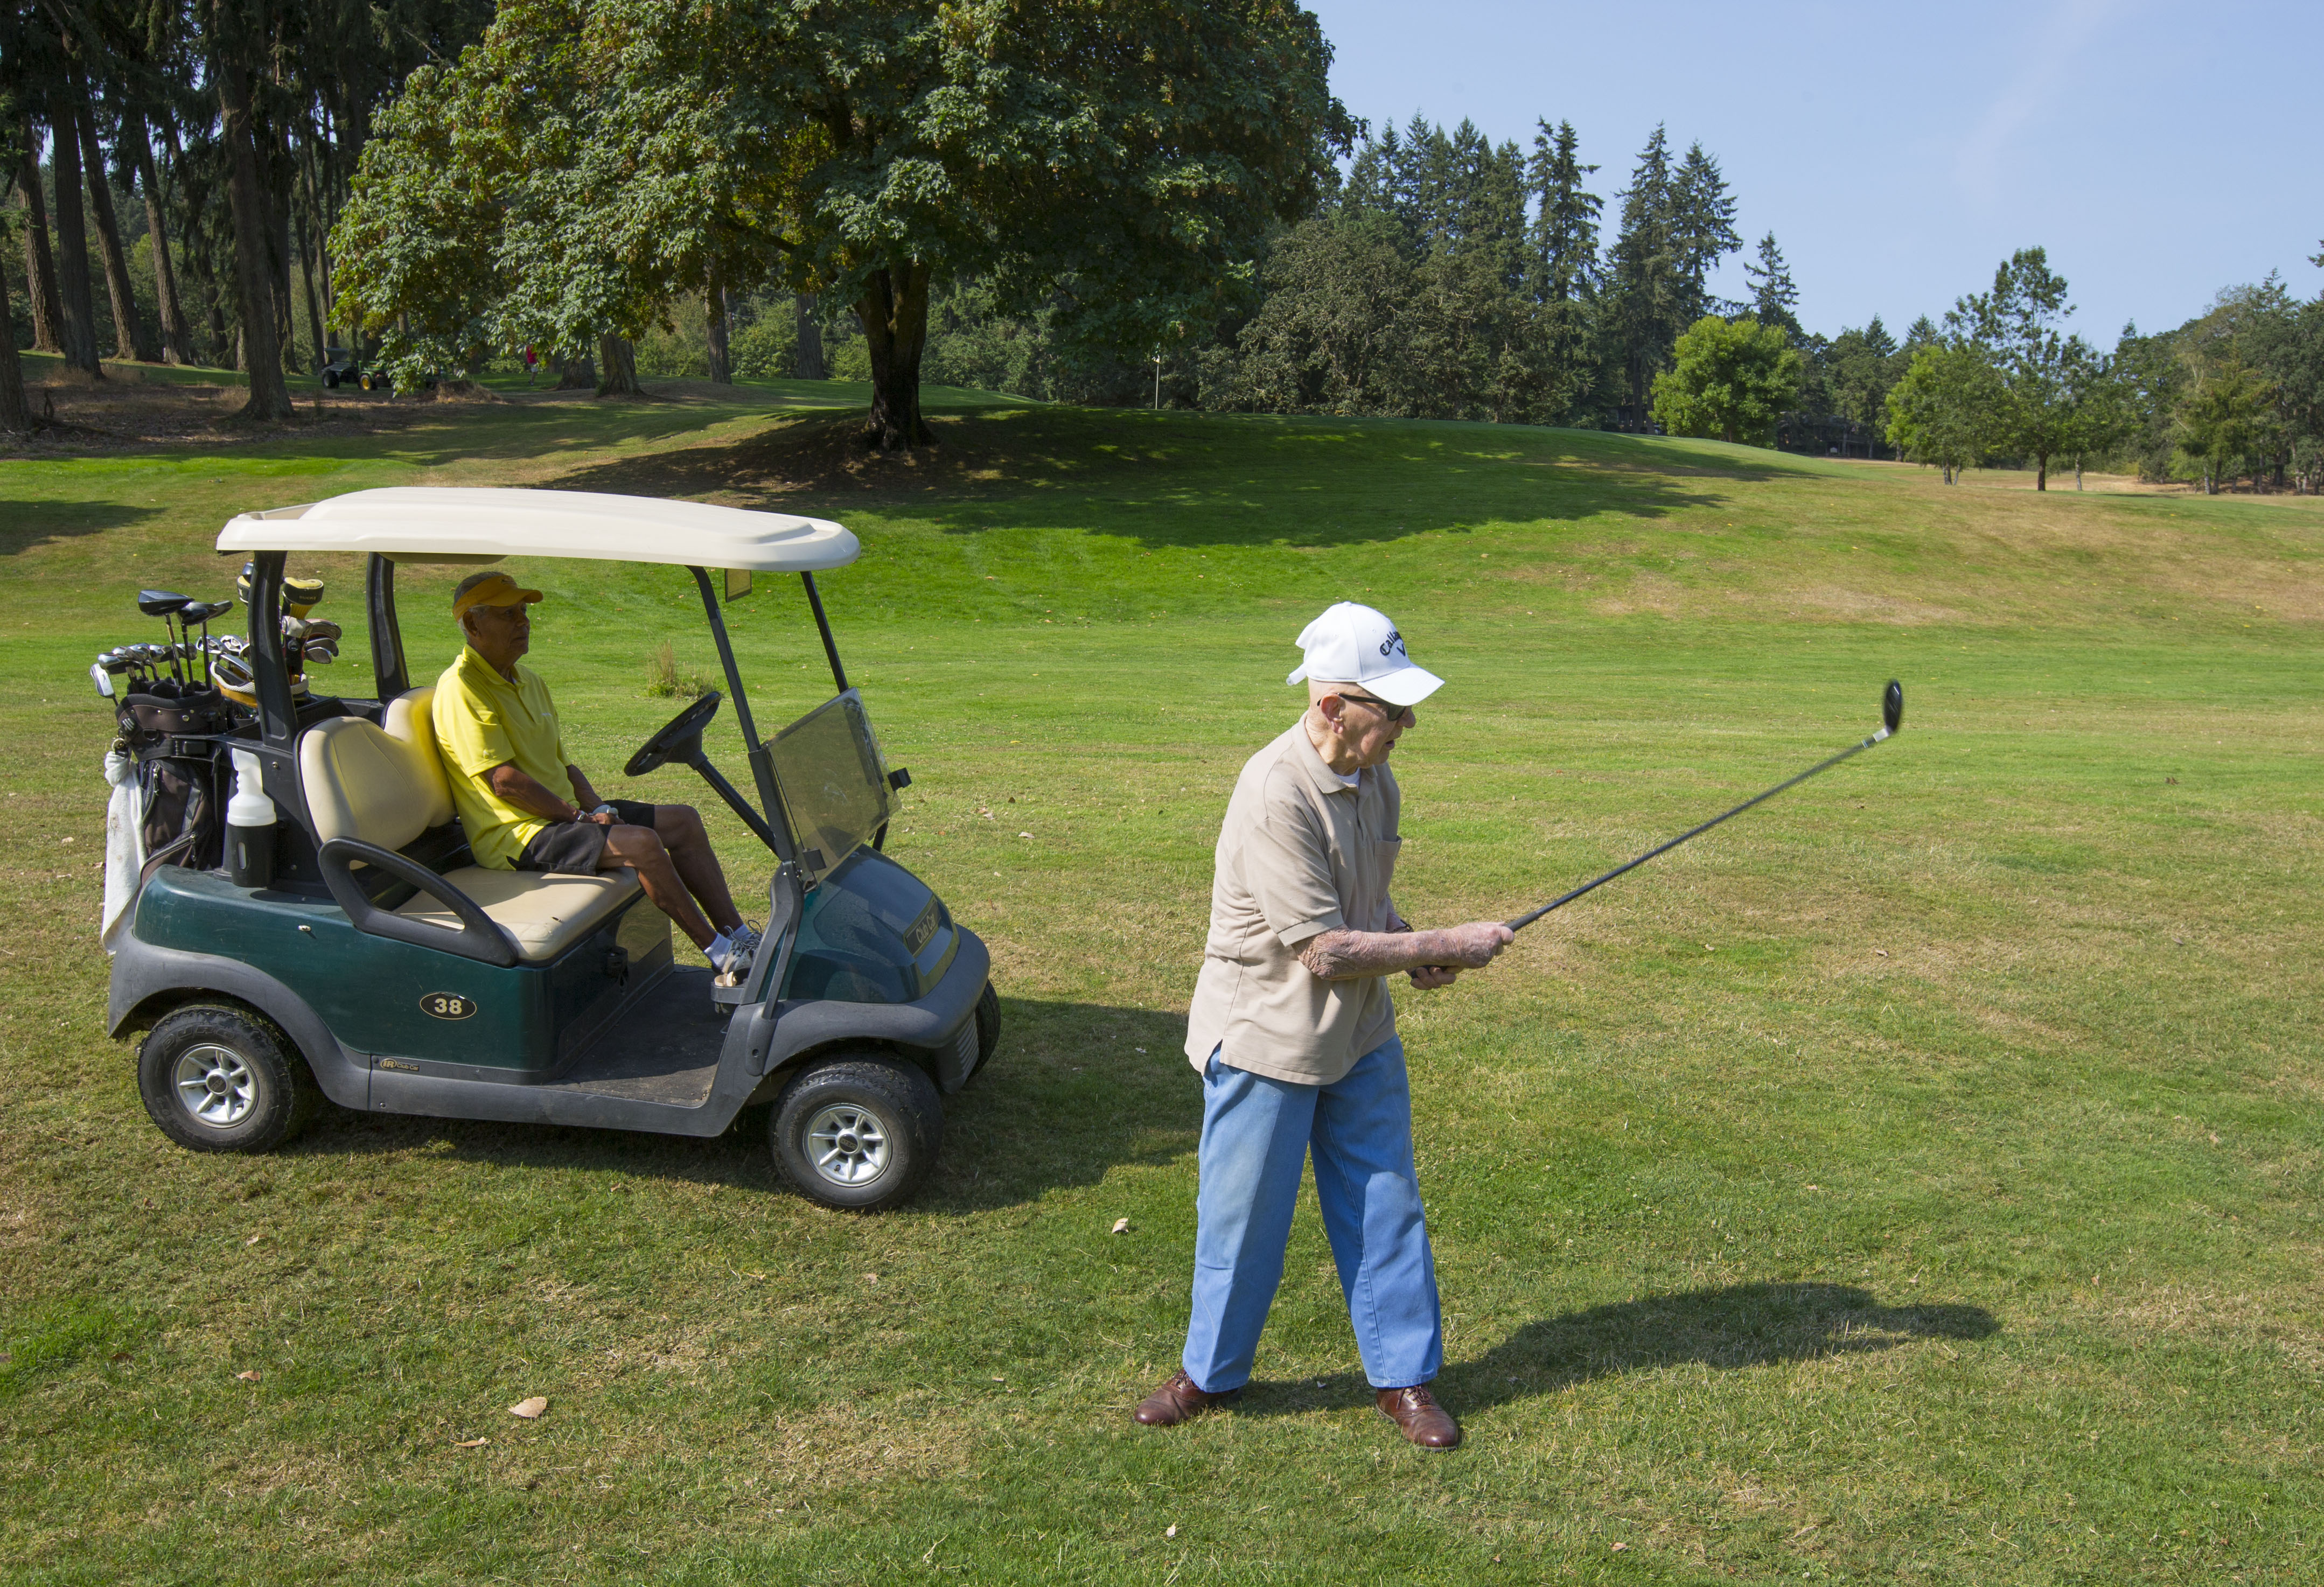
left=588, top=802, right=616, bottom=819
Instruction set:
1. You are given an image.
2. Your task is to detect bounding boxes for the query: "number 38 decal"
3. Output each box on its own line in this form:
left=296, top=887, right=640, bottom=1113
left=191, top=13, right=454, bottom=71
left=420, top=991, right=478, bottom=1021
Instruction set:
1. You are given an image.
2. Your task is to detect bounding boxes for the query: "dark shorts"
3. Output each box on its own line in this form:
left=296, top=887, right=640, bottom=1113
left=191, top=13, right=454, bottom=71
left=515, top=798, right=659, bottom=876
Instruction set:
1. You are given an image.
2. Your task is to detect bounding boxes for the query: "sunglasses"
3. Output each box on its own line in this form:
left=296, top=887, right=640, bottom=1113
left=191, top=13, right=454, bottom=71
left=1330, top=690, right=1412, bottom=723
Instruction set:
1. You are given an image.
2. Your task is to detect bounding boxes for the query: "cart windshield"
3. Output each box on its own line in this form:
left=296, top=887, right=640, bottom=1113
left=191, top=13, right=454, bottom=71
left=771, top=689, right=896, bottom=884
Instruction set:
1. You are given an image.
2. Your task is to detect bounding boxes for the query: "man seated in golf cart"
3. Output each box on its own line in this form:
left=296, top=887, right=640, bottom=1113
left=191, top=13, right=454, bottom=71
left=434, top=570, right=760, bottom=982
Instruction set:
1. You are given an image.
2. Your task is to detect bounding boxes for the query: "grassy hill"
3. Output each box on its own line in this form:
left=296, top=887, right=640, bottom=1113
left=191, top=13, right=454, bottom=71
left=2, top=392, right=2318, bottom=1583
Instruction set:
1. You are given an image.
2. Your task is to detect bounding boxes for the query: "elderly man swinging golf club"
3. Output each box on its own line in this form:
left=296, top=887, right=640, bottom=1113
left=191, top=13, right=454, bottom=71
left=432, top=571, right=760, bottom=982
left=1134, top=603, right=1512, bottom=1449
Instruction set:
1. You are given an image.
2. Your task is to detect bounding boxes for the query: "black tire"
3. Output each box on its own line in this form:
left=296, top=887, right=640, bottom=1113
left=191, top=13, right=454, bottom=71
left=137, top=1002, right=320, bottom=1155
left=322, top=370, right=339, bottom=389
left=769, top=1055, right=941, bottom=1211
left=973, top=981, right=1001, bottom=1078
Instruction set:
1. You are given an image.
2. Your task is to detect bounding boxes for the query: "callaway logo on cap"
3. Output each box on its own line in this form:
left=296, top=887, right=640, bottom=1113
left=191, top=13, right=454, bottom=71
left=1286, top=602, right=1444, bottom=707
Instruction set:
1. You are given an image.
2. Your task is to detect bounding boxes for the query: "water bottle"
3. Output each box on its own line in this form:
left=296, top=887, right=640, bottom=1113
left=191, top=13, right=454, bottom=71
left=226, top=749, right=276, bottom=887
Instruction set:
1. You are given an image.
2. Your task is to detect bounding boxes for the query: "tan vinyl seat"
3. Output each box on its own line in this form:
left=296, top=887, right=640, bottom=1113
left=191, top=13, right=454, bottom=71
left=300, top=688, right=643, bottom=963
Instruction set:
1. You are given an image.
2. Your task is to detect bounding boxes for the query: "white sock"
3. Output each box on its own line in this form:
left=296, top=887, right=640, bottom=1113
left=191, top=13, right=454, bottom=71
left=704, top=931, right=732, bottom=966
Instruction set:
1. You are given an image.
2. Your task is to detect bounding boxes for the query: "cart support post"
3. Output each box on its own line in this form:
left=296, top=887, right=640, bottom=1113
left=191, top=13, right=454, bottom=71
left=801, top=572, right=848, bottom=693
left=367, top=554, right=409, bottom=700
left=688, top=566, right=796, bottom=864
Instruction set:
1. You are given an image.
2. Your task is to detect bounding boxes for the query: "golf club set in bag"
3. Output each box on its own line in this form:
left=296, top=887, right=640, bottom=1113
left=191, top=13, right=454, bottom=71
left=92, top=570, right=340, bottom=935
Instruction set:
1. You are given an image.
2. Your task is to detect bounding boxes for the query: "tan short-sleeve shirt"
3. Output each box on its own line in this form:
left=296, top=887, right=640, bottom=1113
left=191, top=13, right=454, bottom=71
left=1184, top=720, right=1401, bottom=1086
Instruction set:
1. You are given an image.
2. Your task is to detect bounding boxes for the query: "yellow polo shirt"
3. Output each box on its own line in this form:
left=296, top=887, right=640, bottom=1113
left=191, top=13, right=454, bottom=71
left=431, top=646, right=572, bottom=870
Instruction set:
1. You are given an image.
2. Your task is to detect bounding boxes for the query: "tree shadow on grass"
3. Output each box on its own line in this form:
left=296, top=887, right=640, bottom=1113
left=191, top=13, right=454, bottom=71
left=281, top=995, right=1198, bottom=1209
left=1235, top=1282, right=1999, bottom=1420
left=0, top=499, right=160, bottom=557
left=545, top=407, right=1796, bottom=551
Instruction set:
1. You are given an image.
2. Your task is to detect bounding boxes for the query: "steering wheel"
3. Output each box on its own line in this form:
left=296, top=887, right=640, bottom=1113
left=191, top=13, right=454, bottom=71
left=625, top=691, right=722, bottom=777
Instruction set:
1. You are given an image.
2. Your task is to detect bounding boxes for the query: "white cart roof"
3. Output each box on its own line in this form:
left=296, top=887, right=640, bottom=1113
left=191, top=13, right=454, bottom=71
left=215, top=487, right=859, bottom=571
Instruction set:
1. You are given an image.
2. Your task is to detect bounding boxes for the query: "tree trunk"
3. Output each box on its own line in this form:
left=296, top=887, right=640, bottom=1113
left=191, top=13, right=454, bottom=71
left=705, top=276, right=731, bottom=384
left=855, top=262, right=933, bottom=450
left=794, top=293, right=825, bottom=380
left=0, top=250, right=29, bottom=434
left=596, top=334, right=641, bottom=396
left=298, top=141, right=331, bottom=364
left=75, top=93, right=160, bottom=363
left=16, top=130, right=65, bottom=354
left=555, top=351, right=596, bottom=389
left=2034, top=452, right=2048, bottom=491
left=43, top=102, right=103, bottom=376
left=264, top=144, right=298, bottom=375
left=297, top=216, right=325, bottom=375
left=125, top=113, right=193, bottom=364
left=216, top=66, right=295, bottom=420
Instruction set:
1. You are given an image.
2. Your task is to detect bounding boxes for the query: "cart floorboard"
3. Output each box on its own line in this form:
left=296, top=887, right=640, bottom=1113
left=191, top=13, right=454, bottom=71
left=549, top=967, right=729, bottom=1107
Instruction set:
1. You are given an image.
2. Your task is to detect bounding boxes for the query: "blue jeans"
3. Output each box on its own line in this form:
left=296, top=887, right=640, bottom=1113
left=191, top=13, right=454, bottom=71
left=1181, top=1037, right=1443, bottom=1393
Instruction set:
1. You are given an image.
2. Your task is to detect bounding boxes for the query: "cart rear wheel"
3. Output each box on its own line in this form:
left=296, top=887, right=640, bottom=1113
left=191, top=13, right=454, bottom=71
left=770, top=1055, right=941, bottom=1211
left=138, top=1003, right=319, bottom=1155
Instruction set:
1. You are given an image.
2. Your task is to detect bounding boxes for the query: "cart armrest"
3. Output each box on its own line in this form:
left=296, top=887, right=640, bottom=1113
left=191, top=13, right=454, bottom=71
left=318, top=837, right=521, bottom=968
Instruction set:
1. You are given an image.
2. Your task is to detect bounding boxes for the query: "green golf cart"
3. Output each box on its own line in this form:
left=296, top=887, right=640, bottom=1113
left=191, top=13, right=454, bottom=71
left=107, top=487, right=997, bottom=1211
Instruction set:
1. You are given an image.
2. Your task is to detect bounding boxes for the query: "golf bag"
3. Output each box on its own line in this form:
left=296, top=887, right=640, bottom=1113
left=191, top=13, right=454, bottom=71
left=116, top=690, right=231, bottom=873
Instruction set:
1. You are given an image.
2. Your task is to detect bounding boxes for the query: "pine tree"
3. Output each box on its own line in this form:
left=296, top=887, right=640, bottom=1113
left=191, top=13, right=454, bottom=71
left=1527, top=120, right=1599, bottom=304
left=1670, top=142, right=1741, bottom=319
left=1603, top=124, right=1678, bottom=422
left=1742, top=233, right=1799, bottom=338
left=1526, top=118, right=1600, bottom=421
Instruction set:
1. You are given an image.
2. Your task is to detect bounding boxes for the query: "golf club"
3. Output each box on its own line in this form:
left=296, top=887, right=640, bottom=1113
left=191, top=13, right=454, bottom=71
left=1504, top=680, right=1905, bottom=934
left=183, top=599, right=233, bottom=687
left=137, top=589, right=193, bottom=688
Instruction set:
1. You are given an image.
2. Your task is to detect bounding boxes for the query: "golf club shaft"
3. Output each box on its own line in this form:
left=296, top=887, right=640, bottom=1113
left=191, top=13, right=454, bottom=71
left=1507, top=726, right=1892, bottom=933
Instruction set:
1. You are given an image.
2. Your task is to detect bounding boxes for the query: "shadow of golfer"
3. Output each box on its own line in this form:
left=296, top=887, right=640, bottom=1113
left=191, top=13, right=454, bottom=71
left=1237, top=1282, right=1997, bottom=1418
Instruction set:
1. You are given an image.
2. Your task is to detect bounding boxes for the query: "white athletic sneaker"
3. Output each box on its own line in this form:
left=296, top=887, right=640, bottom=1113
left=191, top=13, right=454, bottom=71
left=711, top=922, right=762, bottom=988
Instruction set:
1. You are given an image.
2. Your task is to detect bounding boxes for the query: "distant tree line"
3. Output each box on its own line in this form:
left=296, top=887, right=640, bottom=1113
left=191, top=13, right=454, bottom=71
left=2, top=0, right=495, bottom=425
left=1882, top=248, right=2324, bottom=493
left=868, top=114, right=1922, bottom=447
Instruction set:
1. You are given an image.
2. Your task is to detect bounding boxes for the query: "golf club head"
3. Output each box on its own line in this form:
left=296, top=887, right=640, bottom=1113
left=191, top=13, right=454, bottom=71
left=303, top=639, right=339, bottom=664
left=137, top=589, right=194, bottom=618
left=90, top=662, right=115, bottom=700
left=99, top=652, right=137, bottom=674
left=184, top=599, right=234, bottom=624
left=282, top=576, right=325, bottom=615
left=1883, top=680, right=1904, bottom=736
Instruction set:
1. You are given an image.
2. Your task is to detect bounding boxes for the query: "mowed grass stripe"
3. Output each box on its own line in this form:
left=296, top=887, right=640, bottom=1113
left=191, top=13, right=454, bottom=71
left=1, top=399, right=2318, bottom=1583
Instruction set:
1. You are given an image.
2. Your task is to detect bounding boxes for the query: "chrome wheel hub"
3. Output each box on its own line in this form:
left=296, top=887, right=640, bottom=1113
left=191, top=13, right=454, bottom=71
left=805, top=1103, right=890, bottom=1186
left=174, top=1043, right=256, bottom=1128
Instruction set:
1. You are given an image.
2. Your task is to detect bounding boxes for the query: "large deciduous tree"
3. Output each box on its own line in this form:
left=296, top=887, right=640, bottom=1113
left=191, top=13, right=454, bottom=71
left=1885, top=344, right=2002, bottom=484
left=339, top=0, right=1350, bottom=447
left=1649, top=313, right=1799, bottom=444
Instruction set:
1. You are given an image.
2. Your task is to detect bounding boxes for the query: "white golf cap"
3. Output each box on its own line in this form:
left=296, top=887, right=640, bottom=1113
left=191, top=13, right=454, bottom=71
left=1286, top=602, right=1444, bottom=707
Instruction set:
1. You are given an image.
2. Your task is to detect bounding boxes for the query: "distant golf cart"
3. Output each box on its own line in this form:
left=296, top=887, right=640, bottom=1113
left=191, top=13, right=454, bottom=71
left=319, top=348, right=360, bottom=389
left=106, top=488, right=997, bottom=1210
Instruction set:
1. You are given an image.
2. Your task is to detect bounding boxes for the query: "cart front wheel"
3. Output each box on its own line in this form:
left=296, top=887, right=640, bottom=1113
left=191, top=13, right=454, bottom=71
left=973, top=981, right=1001, bottom=1078
left=138, top=1003, right=319, bottom=1154
left=770, top=1055, right=941, bottom=1211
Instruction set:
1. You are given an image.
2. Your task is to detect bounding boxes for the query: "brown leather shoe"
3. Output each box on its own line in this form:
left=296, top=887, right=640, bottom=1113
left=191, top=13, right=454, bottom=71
left=1376, top=1384, right=1462, bottom=1449
left=1133, top=1368, right=1238, bottom=1427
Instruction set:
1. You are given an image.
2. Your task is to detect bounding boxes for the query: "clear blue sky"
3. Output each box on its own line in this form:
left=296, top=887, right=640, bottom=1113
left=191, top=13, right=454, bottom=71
left=1306, top=0, right=2323, bottom=343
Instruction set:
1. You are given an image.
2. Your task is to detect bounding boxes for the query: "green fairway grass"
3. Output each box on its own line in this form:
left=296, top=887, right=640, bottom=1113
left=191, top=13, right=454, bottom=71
left=2, top=395, right=2318, bottom=1584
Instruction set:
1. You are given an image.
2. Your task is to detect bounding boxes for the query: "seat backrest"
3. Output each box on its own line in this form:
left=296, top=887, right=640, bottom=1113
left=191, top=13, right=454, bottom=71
left=383, top=686, right=448, bottom=791
left=302, top=711, right=453, bottom=851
